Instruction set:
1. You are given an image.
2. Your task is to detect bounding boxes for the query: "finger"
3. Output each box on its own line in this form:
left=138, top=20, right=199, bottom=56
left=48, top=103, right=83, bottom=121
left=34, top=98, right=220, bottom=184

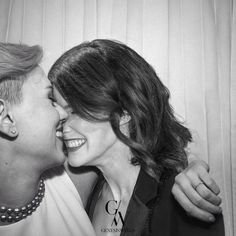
left=184, top=172, right=222, bottom=206
left=175, top=171, right=221, bottom=209
left=171, top=185, right=216, bottom=222
left=196, top=183, right=222, bottom=206
left=177, top=179, right=222, bottom=214
left=197, top=160, right=210, bottom=172
left=179, top=171, right=221, bottom=206
left=198, top=169, right=220, bottom=195
left=175, top=172, right=193, bottom=187
left=182, top=168, right=222, bottom=206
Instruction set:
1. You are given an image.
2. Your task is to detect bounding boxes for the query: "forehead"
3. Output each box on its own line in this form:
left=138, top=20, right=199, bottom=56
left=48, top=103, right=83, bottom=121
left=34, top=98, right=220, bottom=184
left=22, top=66, right=51, bottom=92
left=20, top=66, right=52, bottom=99
left=26, top=66, right=51, bottom=87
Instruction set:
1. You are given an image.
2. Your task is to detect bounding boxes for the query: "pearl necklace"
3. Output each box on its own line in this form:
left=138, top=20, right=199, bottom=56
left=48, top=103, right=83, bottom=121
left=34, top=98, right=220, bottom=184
left=0, top=179, right=45, bottom=223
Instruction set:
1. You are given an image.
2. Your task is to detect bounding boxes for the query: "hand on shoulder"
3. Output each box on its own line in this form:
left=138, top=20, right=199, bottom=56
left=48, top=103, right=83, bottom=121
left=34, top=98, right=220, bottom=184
left=171, top=159, right=222, bottom=222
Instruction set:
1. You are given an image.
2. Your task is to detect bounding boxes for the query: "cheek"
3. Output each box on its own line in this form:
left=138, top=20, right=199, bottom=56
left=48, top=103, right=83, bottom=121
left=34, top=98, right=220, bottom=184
left=46, top=105, right=60, bottom=125
left=15, top=105, right=59, bottom=148
left=87, top=126, right=116, bottom=152
left=32, top=106, right=59, bottom=139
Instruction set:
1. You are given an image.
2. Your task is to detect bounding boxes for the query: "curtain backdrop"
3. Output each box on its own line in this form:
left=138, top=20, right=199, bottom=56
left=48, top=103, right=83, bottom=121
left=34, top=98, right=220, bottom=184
left=0, top=0, right=235, bottom=235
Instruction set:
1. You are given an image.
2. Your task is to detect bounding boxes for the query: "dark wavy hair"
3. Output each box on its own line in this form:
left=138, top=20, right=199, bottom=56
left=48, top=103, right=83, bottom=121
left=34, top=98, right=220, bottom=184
left=48, top=39, right=192, bottom=180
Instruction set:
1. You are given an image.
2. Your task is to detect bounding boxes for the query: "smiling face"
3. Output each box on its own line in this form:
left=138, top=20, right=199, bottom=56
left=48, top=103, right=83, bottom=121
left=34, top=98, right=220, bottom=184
left=11, top=67, right=68, bottom=171
left=53, top=87, right=120, bottom=167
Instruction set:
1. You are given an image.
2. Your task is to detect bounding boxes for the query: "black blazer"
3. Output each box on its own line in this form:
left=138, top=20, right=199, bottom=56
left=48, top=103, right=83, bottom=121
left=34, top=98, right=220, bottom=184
left=87, top=169, right=225, bottom=236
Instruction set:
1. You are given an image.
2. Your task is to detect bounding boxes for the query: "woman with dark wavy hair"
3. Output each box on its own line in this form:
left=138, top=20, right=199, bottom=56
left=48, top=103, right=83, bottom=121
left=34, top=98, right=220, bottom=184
left=48, top=39, right=224, bottom=236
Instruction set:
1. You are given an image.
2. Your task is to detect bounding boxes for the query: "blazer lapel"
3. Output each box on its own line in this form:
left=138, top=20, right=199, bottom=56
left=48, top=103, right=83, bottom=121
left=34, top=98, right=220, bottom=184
left=121, top=169, right=159, bottom=236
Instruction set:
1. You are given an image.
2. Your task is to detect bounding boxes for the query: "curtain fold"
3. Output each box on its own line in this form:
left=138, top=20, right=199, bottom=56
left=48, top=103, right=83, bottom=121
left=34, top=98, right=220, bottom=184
left=231, top=0, right=236, bottom=233
left=0, top=0, right=234, bottom=235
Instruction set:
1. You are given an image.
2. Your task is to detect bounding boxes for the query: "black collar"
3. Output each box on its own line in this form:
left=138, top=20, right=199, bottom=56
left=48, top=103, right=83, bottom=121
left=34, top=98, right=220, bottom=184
left=120, top=169, right=161, bottom=236
left=121, top=168, right=174, bottom=236
left=133, top=168, right=159, bottom=206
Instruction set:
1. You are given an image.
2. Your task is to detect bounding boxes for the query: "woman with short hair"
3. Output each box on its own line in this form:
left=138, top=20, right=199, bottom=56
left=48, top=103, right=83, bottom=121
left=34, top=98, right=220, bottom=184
left=0, top=43, right=96, bottom=236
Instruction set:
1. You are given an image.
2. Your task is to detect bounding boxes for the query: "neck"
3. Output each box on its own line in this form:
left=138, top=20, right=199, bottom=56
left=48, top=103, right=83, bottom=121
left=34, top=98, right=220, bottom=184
left=96, top=144, right=140, bottom=201
left=0, top=154, right=42, bottom=208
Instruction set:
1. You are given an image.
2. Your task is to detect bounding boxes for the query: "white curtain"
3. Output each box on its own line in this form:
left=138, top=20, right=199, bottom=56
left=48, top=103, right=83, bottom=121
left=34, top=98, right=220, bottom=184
left=0, top=0, right=235, bottom=235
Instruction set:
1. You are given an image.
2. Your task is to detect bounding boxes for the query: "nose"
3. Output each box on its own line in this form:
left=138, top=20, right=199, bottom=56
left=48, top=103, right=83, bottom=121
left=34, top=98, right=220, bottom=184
left=56, top=104, right=69, bottom=123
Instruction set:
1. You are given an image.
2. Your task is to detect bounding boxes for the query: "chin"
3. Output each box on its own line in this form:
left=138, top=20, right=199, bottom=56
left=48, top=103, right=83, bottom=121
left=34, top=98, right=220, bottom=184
left=67, top=153, right=95, bottom=168
left=67, top=154, right=85, bottom=167
left=67, top=158, right=80, bottom=167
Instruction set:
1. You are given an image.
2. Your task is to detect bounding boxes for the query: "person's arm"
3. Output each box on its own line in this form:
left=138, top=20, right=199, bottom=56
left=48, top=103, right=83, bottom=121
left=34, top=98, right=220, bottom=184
left=172, top=158, right=222, bottom=222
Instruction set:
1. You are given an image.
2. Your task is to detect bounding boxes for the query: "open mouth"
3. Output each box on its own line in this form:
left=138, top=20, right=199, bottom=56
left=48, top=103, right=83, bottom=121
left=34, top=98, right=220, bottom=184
left=64, top=138, right=87, bottom=152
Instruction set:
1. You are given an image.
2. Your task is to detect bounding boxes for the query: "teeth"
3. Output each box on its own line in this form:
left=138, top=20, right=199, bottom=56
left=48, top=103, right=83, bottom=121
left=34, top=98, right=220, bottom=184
left=66, top=139, right=86, bottom=148
left=56, top=131, right=63, bottom=138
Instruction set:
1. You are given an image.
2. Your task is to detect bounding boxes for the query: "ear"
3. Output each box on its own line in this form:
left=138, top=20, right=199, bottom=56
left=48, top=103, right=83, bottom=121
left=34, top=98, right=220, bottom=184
left=0, top=100, right=18, bottom=138
left=119, top=110, right=131, bottom=126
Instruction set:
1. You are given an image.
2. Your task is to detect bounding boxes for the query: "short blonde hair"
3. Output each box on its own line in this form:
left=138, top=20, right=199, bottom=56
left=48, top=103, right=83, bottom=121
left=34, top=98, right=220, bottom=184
left=0, top=43, right=43, bottom=104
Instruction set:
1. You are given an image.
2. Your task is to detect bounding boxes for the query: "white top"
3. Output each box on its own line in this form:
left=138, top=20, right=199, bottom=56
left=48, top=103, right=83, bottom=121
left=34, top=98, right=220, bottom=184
left=0, top=167, right=96, bottom=236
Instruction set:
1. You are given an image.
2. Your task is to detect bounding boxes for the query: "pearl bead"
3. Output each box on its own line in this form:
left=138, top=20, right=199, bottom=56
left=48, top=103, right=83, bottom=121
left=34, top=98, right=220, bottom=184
left=7, top=208, right=13, bottom=214
left=0, top=206, right=6, bottom=213
left=14, top=208, right=20, bottom=214
left=0, top=179, right=45, bottom=223
left=0, top=215, right=7, bottom=222
left=21, top=206, right=27, bottom=212
left=7, top=216, right=13, bottom=222
left=15, top=215, right=21, bottom=221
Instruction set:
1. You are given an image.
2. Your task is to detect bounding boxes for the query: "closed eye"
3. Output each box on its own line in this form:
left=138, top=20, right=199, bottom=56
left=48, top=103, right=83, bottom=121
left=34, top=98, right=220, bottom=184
left=64, top=105, right=75, bottom=114
left=48, top=92, right=57, bottom=106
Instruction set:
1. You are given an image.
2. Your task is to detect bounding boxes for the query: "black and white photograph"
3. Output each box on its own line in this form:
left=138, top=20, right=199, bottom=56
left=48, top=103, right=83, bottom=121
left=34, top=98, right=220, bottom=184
left=0, top=0, right=234, bottom=235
